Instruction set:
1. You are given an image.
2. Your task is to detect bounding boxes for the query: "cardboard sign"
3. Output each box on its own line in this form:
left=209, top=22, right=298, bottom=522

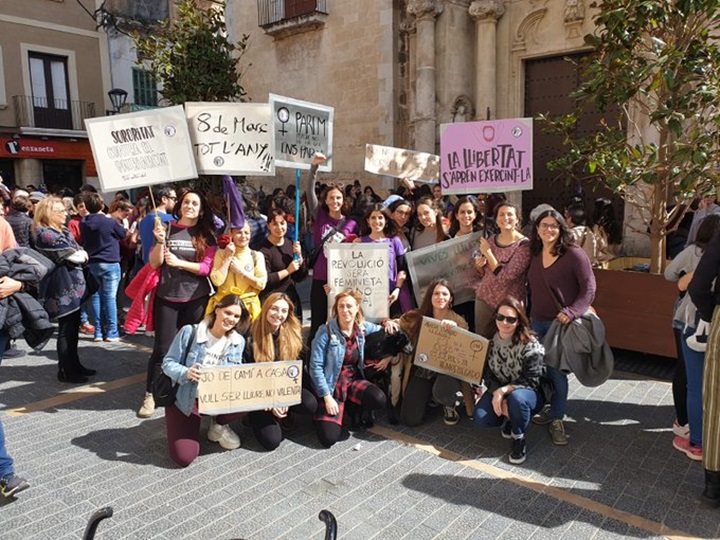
left=84, top=105, right=197, bottom=191
left=364, top=143, right=439, bottom=182
left=269, top=94, right=334, bottom=171
left=197, top=361, right=302, bottom=415
left=414, top=317, right=488, bottom=384
left=327, top=243, right=389, bottom=323
left=439, top=118, right=533, bottom=195
left=185, top=102, right=274, bottom=175
left=405, top=232, right=482, bottom=306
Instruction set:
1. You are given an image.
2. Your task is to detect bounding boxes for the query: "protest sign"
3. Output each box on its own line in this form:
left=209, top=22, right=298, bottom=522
left=406, top=232, right=482, bottom=306
left=364, top=143, right=439, bottom=182
left=85, top=105, right=197, bottom=192
left=414, top=317, right=488, bottom=384
left=185, top=102, right=274, bottom=175
left=327, top=243, right=389, bottom=323
left=439, top=118, right=533, bottom=195
left=197, top=360, right=302, bottom=415
left=269, top=94, right=334, bottom=171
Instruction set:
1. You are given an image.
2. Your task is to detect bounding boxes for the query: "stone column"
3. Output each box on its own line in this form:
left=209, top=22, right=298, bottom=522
left=407, top=0, right=443, bottom=153
left=469, top=0, right=505, bottom=120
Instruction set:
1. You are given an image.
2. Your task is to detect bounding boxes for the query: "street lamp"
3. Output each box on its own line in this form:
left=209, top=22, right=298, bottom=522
left=107, top=88, right=128, bottom=115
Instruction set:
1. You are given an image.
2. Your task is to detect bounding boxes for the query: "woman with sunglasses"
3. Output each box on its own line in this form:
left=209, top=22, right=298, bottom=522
left=306, top=154, right=358, bottom=342
left=138, top=190, right=218, bottom=418
left=473, top=297, right=545, bottom=464
left=474, top=202, right=530, bottom=337
left=388, top=198, right=415, bottom=310
left=527, top=208, right=595, bottom=446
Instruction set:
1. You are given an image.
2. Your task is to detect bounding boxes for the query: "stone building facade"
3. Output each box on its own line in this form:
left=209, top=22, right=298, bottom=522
left=230, top=0, right=648, bottom=253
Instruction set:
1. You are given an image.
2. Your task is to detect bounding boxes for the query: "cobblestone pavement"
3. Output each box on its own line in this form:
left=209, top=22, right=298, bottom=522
left=0, top=331, right=717, bottom=540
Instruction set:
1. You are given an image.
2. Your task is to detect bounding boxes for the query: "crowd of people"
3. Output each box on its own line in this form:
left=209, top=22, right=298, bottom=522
left=0, top=169, right=719, bottom=509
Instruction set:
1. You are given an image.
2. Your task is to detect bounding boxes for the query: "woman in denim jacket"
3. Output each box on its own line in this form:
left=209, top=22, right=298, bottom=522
left=309, top=289, right=389, bottom=447
left=162, top=294, right=250, bottom=467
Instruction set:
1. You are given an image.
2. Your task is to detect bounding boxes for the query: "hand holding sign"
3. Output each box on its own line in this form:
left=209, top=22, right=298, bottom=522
left=311, top=152, right=327, bottom=166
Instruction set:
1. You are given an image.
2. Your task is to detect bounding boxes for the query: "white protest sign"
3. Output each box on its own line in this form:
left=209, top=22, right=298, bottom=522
left=197, top=361, right=302, bottom=415
left=185, top=102, right=274, bottom=175
left=327, top=243, right=389, bottom=323
left=364, top=143, right=439, bottom=182
left=414, top=317, right=488, bottom=384
left=406, top=232, right=482, bottom=306
left=269, top=94, right=334, bottom=171
left=85, top=105, right=197, bottom=191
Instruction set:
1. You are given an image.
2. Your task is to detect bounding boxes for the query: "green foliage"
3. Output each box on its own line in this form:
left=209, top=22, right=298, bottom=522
left=132, top=0, right=250, bottom=105
left=542, top=0, right=720, bottom=271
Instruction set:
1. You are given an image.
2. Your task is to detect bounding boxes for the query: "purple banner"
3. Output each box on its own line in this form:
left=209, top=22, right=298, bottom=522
left=439, top=118, right=533, bottom=195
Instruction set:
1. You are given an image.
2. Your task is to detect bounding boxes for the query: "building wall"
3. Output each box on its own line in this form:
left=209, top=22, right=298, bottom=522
left=228, top=0, right=397, bottom=193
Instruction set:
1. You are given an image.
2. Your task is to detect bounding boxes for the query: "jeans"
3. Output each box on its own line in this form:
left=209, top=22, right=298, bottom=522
left=531, top=319, right=569, bottom=419
left=89, top=262, right=121, bottom=340
left=681, top=328, right=705, bottom=447
left=0, top=330, right=14, bottom=477
left=473, top=387, right=544, bottom=436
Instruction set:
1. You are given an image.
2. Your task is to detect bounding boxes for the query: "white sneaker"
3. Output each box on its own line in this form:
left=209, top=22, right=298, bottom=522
left=208, top=421, right=241, bottom=450
left=137, top=393, right=155, bottom=418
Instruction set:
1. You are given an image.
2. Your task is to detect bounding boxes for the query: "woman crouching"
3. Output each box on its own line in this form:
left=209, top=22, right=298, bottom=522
left=245, top=293, right=317, bottom=450
left=473, top=297, right=546, bottom=465
left=309, top=289, right=388, bottom=448
left=161, top=294, right=251, bottom=467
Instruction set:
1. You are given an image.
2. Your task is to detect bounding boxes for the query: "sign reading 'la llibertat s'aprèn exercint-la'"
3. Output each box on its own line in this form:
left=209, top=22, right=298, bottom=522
left=269, top=94, right=334, bottom=172
left=439, top=118, right=533, bottom=195
left=85, top=105, right=197, bottom=192
left=185, top=102, right=274, bottom=176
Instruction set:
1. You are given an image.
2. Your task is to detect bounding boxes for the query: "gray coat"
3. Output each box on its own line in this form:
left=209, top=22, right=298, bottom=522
left=542, top=312, right=614, bottom=387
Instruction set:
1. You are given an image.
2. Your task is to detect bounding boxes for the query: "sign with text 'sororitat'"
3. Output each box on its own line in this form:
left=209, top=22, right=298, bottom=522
left=439, top=118, right=533, bottom=195
left=364, top=143, right=439, bottom=182
left=85, top=105, right=197, bottom=192
left=414, top=317, right=488, bottom=384
left=197, top=361, right=302, bottom=415
left=185, top=102, right=274, bottom=175
left=269, top=94, right=333, bottom=171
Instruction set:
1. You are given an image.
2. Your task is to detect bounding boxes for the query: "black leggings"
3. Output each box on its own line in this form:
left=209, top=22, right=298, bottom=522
left=248, top=388, right=317, bottom=450
left=145, top=295, right=207, bottom=392
left=400, top=368, right=463, bottom=427
left=57, top=309, right=81, bottom=373
left=315, top=384, right=386, bottom=448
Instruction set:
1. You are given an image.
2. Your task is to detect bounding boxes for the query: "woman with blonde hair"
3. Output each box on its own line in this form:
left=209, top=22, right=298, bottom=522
left=33, top=197, right=94, bottom=383
left=245, top=293, right=317, bottom=450
left=309, top=289, right=388, bottom=447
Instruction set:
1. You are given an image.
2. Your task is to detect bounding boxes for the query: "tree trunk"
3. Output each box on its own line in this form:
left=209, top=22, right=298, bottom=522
left=648, top=182, right=667, bottom=274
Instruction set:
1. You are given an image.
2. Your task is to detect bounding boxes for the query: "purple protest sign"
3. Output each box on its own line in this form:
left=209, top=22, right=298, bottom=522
left=439, top=118, right=533, bottom=195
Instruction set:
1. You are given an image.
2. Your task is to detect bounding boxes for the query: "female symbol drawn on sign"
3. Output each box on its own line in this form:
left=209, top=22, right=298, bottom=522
left=277, top=107, right=290, bottom=136
left=287, top=364, right=300, bottom=384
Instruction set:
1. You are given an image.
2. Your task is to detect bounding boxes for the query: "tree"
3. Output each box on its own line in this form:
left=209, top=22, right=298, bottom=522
left=131, top=0, right=249, bottom=105
left=542, top=0, right=720, bottom=273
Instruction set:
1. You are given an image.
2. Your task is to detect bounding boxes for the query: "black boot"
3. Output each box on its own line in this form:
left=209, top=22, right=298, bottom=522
left=57, top=368, right=88, bottom=384
left=702, top=469, right=720, bottom=507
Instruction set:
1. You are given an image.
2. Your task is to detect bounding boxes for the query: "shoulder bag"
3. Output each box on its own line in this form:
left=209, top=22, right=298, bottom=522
left=152, top=324, right=198, bottom=407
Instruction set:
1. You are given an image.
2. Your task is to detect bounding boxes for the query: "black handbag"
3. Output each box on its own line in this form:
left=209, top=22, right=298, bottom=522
left=363, top=328, right=412, bottom=360
left=307, top=219, right=346, bottom=269
left=152, top=325, right=197, bottom=407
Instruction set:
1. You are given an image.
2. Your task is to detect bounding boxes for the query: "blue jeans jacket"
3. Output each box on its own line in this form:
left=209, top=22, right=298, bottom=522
left=162, top=322, right=245, bottom=416
left=309, top=319, right=382, bottom=398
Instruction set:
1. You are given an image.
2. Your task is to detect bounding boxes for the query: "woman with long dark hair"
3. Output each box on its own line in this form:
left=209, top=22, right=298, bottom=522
left=138, top=189, right=218, bottom=418
left=591, top=198, right=622, bottom=266
left=162, top=294, right=250, bottom=467
left=473, top=297, right=545, bottom=464
left=527, top=209, right=595, bottom=446
left=410, top=196, right=447, bottom=250
left=245, top=293, right=317, bottom=450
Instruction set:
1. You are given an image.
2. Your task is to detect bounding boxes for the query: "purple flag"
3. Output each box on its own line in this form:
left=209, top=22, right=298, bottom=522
left=222, top=175, right=246, bottom=229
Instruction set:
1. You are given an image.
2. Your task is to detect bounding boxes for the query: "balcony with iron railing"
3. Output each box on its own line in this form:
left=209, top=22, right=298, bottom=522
left=13, top=95, right=97, bottom=135
left=257, top=0, right=328, bottom=38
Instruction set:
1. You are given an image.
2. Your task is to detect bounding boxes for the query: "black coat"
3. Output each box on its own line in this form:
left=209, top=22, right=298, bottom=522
left=0, top=248, right=56, bottom=350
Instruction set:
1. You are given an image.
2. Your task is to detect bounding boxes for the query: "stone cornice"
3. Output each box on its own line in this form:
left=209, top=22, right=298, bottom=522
left=468, top=0, right=506, bottom=22
left=407, top=0, right=444, bottom=19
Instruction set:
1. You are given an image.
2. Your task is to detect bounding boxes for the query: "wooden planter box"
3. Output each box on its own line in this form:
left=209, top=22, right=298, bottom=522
left=592, top=258, right=678, bottom=359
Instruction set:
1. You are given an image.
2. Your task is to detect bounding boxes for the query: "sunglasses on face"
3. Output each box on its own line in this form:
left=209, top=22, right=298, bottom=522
left=495, top=314, right=518, bottom=324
